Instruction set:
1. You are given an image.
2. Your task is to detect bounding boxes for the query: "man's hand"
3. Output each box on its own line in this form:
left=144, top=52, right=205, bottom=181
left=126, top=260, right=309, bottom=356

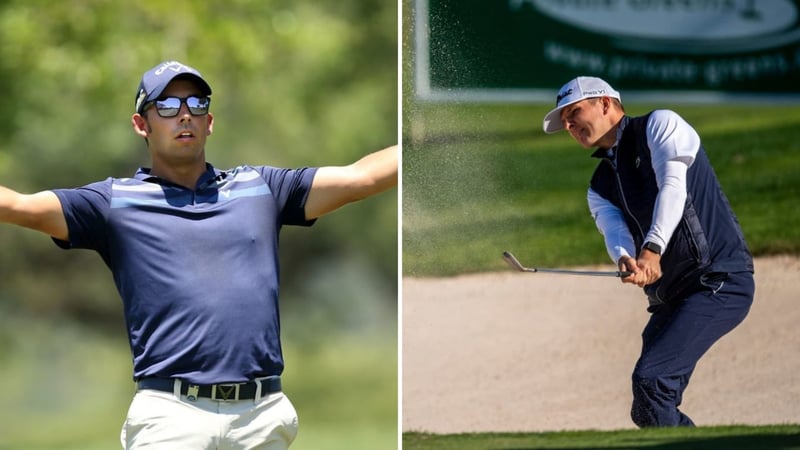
left=618, top=251, right=662, bottom=287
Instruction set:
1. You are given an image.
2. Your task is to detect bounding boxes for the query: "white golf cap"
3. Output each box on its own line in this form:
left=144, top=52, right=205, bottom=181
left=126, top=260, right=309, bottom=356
left=542, top=76, right=621, bottom=134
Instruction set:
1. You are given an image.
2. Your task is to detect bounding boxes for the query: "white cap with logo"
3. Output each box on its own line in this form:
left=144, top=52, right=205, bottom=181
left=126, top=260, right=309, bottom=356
left=542, top=76, right=621, bottom=134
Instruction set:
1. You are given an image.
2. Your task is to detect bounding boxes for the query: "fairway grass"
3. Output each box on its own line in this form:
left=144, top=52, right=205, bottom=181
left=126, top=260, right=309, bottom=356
left=403, top=425, right=800, bottom=450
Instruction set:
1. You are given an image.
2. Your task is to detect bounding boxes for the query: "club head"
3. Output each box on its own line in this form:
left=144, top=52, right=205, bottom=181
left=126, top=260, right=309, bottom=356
left=502, top=251, right=534, bottom=272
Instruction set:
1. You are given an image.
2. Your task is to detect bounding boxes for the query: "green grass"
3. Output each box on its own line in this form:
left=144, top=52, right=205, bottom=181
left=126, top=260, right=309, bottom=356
left=403, top=425, right=800, bottom=449
left=283, top=335, right=398, bottom=450
left=0, top=310, right=397, bottom=450
left=403, top=102, right=800, bottom=276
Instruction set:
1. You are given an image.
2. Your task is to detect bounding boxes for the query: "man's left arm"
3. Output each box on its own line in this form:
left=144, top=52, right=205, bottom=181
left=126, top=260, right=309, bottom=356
left=645, top=110, right=700, bottom=250
left=304, top=145, right=398, bottom=220
left=639, top=110, right=700, bottom=283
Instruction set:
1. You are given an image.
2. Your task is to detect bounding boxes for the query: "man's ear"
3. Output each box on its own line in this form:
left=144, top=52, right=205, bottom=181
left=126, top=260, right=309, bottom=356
left=132, top=113, right=149, bottom=138
left=206, top=112, right=214, bottom=136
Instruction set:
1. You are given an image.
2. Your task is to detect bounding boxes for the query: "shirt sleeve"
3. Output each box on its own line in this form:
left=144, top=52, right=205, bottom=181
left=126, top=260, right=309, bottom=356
left=644, top=110, right=699, bottom=252
left=257, top=166, right=319, bottom=226
left=50, top=179, right=112, bottom=251
left=588, top=187, right=635, bottom=264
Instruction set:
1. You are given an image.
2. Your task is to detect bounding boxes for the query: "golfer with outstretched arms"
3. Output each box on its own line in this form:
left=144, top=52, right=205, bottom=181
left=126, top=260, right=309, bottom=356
left=0, top=60, right=397, bottom=449
left=542, top=76, right=754, bottom=427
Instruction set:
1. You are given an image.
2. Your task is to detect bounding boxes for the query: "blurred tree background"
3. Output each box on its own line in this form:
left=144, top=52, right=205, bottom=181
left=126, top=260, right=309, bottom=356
left=0, top=0, right=398, bottom=448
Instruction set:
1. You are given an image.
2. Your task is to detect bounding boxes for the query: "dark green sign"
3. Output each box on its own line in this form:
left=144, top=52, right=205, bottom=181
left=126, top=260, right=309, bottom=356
left=415, top=0, right=800, bottom=101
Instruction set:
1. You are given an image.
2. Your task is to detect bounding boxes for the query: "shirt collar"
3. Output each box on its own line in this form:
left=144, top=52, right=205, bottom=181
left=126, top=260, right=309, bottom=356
left=133, top=163, right=224, bottom=189
left=614, top=115, right=630, bottom=145
left=591, top=116, right=629, bottom=159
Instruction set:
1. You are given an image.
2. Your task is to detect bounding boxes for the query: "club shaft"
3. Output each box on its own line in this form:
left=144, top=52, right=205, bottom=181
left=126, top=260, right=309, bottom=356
left=529, top=267, right=628, bottom=277
left=503, top=251, right=631, bottom=278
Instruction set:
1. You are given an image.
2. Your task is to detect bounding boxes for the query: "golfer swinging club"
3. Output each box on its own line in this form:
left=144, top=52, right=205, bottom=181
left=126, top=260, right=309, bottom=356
left=542, top=76, right=754, bottom=427
left=0, top=60, right=397, bottom=448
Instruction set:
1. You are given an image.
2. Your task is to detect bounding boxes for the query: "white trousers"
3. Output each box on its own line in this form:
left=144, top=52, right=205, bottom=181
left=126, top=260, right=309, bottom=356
left=120, top=387, right=299, bottom=449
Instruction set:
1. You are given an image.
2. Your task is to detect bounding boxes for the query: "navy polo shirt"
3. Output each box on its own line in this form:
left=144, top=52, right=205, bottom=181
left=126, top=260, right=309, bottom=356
left=52, top=163, right=317, bottom=384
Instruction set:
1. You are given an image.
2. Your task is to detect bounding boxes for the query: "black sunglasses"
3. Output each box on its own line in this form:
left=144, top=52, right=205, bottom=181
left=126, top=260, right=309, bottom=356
left=145, top=96, right=211, bottom=118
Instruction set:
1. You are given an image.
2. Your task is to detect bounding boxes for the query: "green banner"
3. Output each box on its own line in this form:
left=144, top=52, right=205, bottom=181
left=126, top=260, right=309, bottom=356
left=415, top=0, right=800, bottom=102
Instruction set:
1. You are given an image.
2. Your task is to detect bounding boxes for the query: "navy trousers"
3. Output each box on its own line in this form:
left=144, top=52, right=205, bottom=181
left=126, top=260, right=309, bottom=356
left=630, top=271, right=755, bottom=427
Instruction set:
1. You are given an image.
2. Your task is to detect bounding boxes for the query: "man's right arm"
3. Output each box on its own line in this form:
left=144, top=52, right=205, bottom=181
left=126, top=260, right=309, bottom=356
left=0, top=186, right=68, bottom=240
left=588, top=188, right=652, bottom=285
left=588, top=187, right=634, bottom=264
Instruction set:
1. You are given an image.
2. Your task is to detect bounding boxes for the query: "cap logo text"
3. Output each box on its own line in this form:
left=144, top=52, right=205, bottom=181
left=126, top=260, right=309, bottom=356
left=556, top=88, right=573, bottom=104
left=155, top=61, right=187, bottom=76
left=583, top=89, right=607, bottom=96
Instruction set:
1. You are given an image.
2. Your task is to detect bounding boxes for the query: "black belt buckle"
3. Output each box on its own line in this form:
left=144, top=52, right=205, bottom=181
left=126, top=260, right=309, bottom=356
left=211, top=383, right=241, bottom=401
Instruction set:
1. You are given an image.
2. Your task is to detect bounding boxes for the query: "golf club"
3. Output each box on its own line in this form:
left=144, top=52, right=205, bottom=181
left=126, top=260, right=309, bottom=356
left=502, top=251, right=632, bottom=278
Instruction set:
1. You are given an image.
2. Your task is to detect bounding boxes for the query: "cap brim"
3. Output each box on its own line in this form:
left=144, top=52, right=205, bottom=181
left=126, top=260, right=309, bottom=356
left=172, top=73, right=212, bottom=96
left=542, top=96, right=587, bottom=134
left=542, top=107, right=565, bottom=134
left=148, top=73, right=212, bottom=101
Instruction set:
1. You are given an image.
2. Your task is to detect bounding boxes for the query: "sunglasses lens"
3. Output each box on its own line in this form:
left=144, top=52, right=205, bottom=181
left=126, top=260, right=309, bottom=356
left=187, top=96, right=210, bottom=115
left=155, top=97, right=181, bottom=117
left=150, top=96, right=210, bottom=117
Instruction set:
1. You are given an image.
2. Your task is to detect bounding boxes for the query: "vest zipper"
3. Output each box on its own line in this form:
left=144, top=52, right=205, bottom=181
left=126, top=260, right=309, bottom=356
left=606, top=157, right=664, bottom=303
left=604, top=157, right=646, bottom=245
